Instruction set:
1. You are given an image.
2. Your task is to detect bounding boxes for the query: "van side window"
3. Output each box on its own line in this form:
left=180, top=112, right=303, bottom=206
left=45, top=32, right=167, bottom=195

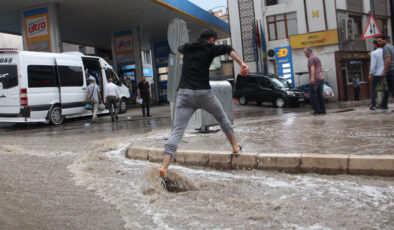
left=28, top=65, right=57, bottom=88
left=0, top=65, right=18, bottom=89
left=58, top=66, right=83, bottom=87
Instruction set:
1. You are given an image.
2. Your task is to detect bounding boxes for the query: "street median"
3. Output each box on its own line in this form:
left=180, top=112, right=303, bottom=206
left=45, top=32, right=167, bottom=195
left=126, top=145, right=394, bottom=177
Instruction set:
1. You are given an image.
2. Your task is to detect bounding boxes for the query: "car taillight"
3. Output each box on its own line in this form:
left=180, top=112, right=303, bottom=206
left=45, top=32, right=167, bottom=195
left=20, top=88, right=28, bottom=106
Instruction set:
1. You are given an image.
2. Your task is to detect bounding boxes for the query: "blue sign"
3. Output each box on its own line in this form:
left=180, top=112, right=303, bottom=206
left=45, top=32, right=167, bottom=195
left=153, top=40, right=170, bottom=68
left=274, top=46, right=295, bottom=87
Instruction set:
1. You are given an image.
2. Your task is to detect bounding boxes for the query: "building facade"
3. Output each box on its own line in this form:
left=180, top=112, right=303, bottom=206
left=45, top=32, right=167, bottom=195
left=228, top=0, right=392, bottom=101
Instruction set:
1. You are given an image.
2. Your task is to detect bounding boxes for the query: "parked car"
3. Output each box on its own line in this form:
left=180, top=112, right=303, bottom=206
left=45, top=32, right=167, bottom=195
left=235, top=73, right=305, bottom=107
left=297, top=82, right=335, bottom=102
left=0, top=50, right=130, bottom=125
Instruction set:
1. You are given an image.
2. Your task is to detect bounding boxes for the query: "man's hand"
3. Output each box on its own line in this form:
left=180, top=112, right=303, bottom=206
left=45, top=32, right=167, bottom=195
left=105, top=98, right=108, bottom=103
left=240, top=63, right=249, bottom=76
left=368, top=74, right=372, bottom=81
left=381, top=72, right=386, bottom=77
left=310, top=78, right=315, bottom=85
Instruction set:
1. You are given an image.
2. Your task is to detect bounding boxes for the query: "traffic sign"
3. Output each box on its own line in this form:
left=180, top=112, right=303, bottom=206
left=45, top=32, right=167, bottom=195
left=361, top=14, right=382, bottom=39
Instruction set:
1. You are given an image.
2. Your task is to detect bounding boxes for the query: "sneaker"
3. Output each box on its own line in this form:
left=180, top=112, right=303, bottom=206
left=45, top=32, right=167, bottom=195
left=160, top=177, right=168, bottom=191
left=370, top=106, right=377, bottom=110
left=232, top=145, right=242, bottom=157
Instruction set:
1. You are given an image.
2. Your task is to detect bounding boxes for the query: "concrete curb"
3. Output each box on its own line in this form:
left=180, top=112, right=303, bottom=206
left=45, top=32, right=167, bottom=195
left=126, top=146, right=394, bottom=177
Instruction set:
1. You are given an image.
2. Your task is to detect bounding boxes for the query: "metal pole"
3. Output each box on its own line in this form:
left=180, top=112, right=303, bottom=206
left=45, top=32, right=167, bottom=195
left=370, top=0, right=375, bottom=17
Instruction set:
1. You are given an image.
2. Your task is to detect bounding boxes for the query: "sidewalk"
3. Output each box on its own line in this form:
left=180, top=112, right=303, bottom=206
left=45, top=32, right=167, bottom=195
left=126, top=103, right=394, bottom=176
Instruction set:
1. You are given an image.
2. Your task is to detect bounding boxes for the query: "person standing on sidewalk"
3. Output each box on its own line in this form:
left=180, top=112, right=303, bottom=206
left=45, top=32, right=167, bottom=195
left=137, top=76, right=152, bottom=117
left=86, top=78, right=102, bottom=122
left=369, top=40, right=384, bottom=110
left=304, top=47, right=326, bottom=115
left=159, top=29, right=249, bottom=187
left=105, top=77, right=120, bottom=122
left=378, top=35, right=394, bottom=110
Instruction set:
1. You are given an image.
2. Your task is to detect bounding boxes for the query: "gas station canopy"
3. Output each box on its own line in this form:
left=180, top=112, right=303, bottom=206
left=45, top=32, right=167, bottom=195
left=0, top=0, right=230, bottom=50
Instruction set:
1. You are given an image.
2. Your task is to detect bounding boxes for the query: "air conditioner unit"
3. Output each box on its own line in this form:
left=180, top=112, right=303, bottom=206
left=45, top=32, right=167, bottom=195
left=343, top=17, right=355, bottom=41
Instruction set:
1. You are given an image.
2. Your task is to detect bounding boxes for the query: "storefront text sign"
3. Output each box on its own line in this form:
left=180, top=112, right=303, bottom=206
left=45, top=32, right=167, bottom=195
left=289, top=30, right=338, bottom=49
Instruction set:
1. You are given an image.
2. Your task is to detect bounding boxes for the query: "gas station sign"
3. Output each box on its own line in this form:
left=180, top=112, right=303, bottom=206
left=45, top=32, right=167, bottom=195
left=274, top=46, right=295, bottom=87
left=23, top=7, right=52, bottom=52
left=113, top=30, right=135, bottom=66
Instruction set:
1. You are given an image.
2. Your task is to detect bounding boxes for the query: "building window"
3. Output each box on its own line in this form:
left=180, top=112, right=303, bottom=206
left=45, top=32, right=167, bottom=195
left=267, top=13, right=298, bottom=41
left=376, top=18, right=388, bottom=37
left=348, top=15, right=362, bottom=35
left=266, top=0, right=278, bottom=6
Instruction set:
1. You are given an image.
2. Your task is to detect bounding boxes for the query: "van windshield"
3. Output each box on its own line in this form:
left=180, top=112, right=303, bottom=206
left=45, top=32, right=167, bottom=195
left=272, top=78, right=288, bottom=89
left=0, top=65, right=18, bottom=90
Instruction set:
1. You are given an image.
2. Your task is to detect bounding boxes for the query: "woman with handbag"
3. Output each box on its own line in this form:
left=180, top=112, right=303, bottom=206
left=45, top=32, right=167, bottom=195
left=86, top=78, right=102, bottom=122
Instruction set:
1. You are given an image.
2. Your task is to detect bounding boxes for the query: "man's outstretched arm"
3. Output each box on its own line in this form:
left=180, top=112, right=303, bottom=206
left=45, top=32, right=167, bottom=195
left=230, top=50, right=249, bottom=76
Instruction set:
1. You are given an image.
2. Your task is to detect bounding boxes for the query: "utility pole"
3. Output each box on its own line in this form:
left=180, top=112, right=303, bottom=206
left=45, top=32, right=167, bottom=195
left=370, top=0, right=375, bottom=17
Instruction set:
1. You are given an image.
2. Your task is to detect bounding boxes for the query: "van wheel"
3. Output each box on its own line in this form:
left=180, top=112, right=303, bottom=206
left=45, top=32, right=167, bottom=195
left=119, top=98, right=128, bottom=114
left=239, top=96, right=248, bottom=105
left=274, top=97, right=285, bottom=108
left=49, top=106, right=64, bottom=125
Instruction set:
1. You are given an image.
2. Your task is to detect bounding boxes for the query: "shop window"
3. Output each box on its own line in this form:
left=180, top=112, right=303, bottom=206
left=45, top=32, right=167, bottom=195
left=267, top=13, right=298, bottom=41
left=347, top=60, right=367, bottom=83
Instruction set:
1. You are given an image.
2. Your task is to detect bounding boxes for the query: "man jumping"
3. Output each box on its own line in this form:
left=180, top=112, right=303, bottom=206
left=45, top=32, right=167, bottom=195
left=159, top=29, right=249, bottom=188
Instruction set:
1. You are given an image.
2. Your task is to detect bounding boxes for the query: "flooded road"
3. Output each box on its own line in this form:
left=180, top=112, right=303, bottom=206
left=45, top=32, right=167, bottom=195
left=0, top=103, right=393, bottom=229
left=69, top=142, right=394, bottom=229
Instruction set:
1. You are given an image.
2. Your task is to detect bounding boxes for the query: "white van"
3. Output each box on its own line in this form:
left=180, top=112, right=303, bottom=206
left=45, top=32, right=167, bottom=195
left=0, top=50, right=130, bottom=125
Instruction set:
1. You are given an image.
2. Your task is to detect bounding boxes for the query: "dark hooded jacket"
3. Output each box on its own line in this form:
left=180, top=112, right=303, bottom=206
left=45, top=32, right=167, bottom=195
left=177, top=38, right=233, bottom=90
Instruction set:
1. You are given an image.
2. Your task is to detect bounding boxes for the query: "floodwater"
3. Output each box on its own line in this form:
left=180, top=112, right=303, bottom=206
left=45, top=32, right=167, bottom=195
left=1, top=104, right=393, bottom=229
left=69, top=138, right=394, bottom=229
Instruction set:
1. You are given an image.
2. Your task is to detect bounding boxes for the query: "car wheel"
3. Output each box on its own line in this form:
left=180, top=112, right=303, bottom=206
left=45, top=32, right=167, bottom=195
left=239, top=96, right=248, bottom=105
left=274, top=97, right=285, bottom=108
left=119, top=98, right=128, bottom=114
left=48, top=105, right=64, bottom=125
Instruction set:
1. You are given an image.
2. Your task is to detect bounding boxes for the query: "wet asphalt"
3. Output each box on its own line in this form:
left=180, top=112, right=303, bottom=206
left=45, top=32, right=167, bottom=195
left=0, top=100, right=392, bottom=229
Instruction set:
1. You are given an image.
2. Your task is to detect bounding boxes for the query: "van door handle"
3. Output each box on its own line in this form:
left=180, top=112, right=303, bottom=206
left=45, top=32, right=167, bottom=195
left=82, top=87, right=86, bottom=90
left=0, top=95, right=5, bottom=98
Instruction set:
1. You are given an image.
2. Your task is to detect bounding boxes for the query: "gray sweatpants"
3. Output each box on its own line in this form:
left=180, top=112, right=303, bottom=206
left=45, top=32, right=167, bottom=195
left=164, top=89, right=233, bottom=156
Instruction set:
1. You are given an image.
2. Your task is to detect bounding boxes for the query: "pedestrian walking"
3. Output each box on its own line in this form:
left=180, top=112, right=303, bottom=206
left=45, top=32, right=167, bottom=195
left=159, top=29, right=250, bottom=190
left=304, top=47, right=326, bottom=115
left=352, top=74, right=361, bottom=101
left=137, top=76, right=152, bottom=117
left=377, top=35, right=394, bottom=110
left=369, top=40, right=385, bottom=110
left=105, top=77, right=120, bottom=122
left=86, top=78, right=102, bottom=122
